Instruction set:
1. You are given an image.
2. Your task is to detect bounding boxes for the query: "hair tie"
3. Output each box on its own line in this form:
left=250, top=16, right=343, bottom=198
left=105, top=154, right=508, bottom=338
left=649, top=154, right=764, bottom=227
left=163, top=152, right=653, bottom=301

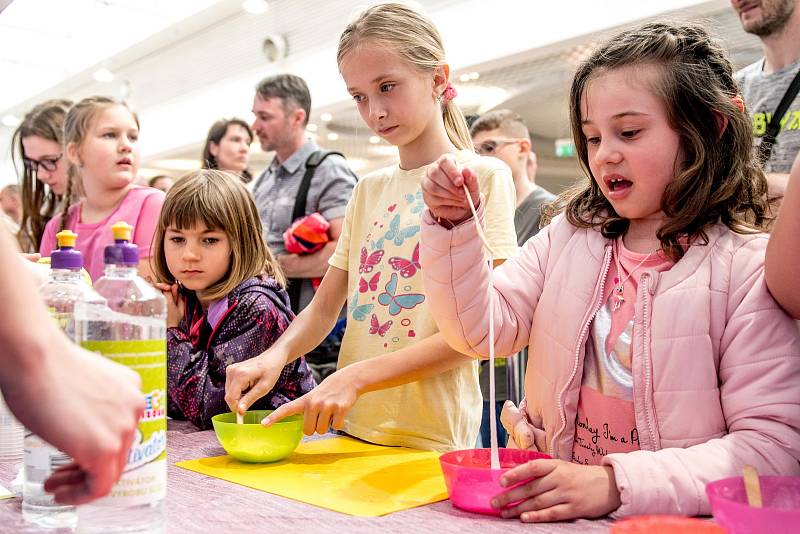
left=442, top=83, right=457, bottom=104
left=731, top=95, right=745, bottom=114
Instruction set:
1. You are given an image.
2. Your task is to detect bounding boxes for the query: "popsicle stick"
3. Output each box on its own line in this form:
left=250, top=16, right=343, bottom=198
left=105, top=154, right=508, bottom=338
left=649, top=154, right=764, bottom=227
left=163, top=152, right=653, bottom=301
left=463, top=184, right=500, bottom=471
left=742, top=464, right=762, bottom=508
left=236, top=412, right=244, bottom=425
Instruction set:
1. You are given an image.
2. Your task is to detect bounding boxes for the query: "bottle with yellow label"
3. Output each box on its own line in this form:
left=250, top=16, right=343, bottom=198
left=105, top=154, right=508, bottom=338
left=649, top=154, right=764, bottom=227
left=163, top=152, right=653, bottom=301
left=74, top=221, right=166, bottom=533
left=25, top=230, right=105, bottom=529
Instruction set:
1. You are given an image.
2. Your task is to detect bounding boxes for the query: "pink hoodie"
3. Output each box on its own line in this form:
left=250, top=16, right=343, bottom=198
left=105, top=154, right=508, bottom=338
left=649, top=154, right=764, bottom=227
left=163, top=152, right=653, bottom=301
left=419, top=206, right=800, bottom=518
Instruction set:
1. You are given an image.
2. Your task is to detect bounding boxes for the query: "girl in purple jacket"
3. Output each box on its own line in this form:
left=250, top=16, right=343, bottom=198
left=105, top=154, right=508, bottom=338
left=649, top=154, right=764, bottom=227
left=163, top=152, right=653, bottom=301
left=152, top=169, right=314, bottom=429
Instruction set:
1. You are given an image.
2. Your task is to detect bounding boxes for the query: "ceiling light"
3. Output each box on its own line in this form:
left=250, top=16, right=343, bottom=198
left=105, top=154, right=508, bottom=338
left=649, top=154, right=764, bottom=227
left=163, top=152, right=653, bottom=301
left=459, top=73, right=471, bottom=83
left=320, top=113, right=333, bottom=122
left=326, top=132, right=339, bottom=141
left=93, top=68, right=114, bottom=83
left=1, top=114, right=20, bottom=127
left=242, top=0, right=269, bottom=14
left=306, top=123, right=318, bottom=132
left=469, top=72, right=480, bottom=80
left=369, top=136, right=380, bottom=144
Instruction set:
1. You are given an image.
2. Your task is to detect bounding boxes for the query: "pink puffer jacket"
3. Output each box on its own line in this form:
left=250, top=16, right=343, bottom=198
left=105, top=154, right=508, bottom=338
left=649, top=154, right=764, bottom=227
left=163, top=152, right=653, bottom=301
left=420, top=207, right=800, bottom=518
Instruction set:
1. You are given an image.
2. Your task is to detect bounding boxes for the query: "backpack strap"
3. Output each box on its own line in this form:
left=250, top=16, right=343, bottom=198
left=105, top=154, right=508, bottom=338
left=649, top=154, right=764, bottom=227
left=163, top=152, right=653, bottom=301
left=757, top=68, right=800, bottom=167
left=286, top=150, right=348, bottom=313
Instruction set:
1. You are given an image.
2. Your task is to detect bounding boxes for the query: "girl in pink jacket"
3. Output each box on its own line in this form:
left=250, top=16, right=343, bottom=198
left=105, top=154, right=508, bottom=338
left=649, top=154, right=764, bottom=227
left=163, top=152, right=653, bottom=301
left=419, top=22, right=800, bottom=523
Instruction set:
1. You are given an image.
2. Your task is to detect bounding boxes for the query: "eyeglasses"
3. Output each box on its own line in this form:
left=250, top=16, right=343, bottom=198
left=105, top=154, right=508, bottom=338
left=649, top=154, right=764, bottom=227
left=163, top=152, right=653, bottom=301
left=474, top=139, right=519, bottom=156
left=23, top=154, right=62, bottom=174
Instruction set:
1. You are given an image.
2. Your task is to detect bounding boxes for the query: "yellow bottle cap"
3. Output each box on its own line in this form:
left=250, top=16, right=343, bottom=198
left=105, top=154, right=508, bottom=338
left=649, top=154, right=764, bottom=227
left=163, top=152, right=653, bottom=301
left=111, top=221, right=133, bottom=241
left=55, top=229, right=77, bottom=248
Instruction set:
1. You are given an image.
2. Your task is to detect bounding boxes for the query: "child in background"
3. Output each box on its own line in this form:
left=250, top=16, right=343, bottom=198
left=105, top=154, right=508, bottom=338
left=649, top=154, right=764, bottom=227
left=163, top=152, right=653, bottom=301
left=39, top=96, right=164, bottom=281
left=225, top=2, right=518, bottom=451
left=766, top=153, right=800, bottom=319
left=11, top=99, right=73, bottom=252
left=420, top=22, right=800, bottom=521
left=152, top=170, right=314, bottom=430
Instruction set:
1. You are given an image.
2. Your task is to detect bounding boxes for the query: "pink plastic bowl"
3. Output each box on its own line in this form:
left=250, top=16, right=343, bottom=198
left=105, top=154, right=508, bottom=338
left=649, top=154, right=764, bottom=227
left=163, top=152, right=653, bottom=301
left=706, top=476, right=800, bottom=534
left=439, top=448, right=551, bottom=516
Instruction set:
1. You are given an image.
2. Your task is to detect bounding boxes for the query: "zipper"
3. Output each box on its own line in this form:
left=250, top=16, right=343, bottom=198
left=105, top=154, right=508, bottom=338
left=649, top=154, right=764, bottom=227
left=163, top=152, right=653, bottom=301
left=639, top=272, right=658, bottom=450
left=550, top=245, right=613, bottom=456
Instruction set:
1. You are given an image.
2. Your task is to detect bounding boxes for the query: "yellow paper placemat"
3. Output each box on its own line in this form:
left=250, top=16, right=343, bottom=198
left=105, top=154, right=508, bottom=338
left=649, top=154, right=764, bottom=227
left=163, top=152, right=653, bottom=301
left=176, top=436, right=448, bottom=516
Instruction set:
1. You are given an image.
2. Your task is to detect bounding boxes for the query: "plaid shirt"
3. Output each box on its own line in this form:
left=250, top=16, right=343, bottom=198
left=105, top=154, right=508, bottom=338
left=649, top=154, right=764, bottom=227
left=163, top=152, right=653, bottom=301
left=167, top=277, right=315, bottom=429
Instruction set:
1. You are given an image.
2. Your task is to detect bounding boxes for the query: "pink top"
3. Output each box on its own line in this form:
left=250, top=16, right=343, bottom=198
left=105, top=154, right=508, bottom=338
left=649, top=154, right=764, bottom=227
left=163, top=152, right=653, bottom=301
left=40, top=186, right=165, bottom=281
left=572, top=241, right=673, bottom=465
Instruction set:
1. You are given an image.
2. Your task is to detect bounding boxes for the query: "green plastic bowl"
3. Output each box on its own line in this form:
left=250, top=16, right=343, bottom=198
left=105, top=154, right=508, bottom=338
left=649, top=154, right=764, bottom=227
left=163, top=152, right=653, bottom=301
left=211, top=410, right=303, bottom=463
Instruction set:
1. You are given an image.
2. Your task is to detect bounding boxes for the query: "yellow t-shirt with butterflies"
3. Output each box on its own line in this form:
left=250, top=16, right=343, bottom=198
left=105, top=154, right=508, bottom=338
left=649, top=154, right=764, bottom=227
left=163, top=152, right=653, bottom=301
left=329, top=149, right=518, bottom=451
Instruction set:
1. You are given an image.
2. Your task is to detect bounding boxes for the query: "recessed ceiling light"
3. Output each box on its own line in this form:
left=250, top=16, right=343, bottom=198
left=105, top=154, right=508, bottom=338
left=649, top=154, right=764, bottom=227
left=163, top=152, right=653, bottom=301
left=469, top=72, right=480, bottom=80
left=369, top=136, right=380, bottom=144
left=93, top=68, right=114, bottom=83
left=1, top=114, right=20, bottom=127
left=242, top=0, right=269, bottom=14
left=327, top=132, right=339, bottom=141
left=307, top=123, right=318, bottom=132
left=459, top=73, right=471, bottom=83
left=320, top=113, right=333, bottom=122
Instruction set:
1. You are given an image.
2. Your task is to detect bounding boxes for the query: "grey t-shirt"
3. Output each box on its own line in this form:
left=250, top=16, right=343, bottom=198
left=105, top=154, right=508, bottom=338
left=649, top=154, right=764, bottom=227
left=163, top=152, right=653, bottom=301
left=252, top=140, right=357, bottom=312
left=736, top=58, right=800, bottom=173
left=480, top=185, right=556, bottom=401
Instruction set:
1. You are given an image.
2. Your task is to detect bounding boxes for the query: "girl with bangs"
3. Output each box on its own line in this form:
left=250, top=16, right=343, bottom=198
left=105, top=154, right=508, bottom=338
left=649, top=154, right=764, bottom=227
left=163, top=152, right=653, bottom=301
left=152, top=169, right=314, bottom=430
left=420, top=22, right=800, bottom=521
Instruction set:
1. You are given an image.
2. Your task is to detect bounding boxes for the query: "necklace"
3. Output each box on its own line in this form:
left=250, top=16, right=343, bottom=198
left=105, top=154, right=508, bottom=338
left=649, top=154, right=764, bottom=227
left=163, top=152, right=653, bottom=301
left=612, top=239, right=656, bottom=311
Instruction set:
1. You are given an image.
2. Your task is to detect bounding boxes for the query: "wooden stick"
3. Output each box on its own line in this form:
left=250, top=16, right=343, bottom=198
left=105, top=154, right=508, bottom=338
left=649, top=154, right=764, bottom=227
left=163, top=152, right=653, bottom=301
left=742, top=464, right=763, bottom=508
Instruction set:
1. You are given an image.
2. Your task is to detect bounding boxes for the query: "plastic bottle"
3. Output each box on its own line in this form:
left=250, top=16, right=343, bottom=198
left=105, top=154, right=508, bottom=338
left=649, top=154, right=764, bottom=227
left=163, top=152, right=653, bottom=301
left=75, top=221, right=167, bottom=533
left=24, top=230, right=103, bottom=529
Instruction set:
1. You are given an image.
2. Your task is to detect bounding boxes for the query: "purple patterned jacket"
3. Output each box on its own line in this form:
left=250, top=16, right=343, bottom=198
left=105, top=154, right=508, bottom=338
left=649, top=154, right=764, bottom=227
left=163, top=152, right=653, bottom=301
left=167, top=277, right=315, bottom=429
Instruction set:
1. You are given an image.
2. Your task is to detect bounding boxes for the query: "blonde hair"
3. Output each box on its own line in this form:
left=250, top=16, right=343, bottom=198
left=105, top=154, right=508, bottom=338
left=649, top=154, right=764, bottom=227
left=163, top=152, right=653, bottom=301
left=151, top=169, right=285, bottom=301
left=337, top=2, right=472, bottom=151
left=61, top=96, right=139, bottom=231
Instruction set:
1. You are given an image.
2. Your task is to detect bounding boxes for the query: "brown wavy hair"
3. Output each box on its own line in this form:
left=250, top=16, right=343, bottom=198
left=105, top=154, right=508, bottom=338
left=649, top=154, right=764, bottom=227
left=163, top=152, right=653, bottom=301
left=552, top=22, right=771, bottom=260
left=151, top=169, right=285, bottom=301
left=11, top=99, right=72, bottom=251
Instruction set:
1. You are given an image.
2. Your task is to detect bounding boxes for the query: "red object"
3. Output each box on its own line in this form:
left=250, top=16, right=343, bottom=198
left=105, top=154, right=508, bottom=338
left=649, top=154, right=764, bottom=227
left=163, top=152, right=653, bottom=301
left=283, top=213, right=330, bottom=290
left=611, top=516, right=726, bottom=534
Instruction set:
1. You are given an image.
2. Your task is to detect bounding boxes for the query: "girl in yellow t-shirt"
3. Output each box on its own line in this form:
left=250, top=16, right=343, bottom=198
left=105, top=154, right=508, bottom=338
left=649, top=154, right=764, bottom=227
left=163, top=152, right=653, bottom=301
left=224, top=3, right=517, bottom=451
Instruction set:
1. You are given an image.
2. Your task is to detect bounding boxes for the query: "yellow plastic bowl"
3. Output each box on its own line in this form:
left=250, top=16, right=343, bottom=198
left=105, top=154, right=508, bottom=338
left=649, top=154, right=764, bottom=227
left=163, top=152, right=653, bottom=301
left=211, top=410, right=303, bottom=463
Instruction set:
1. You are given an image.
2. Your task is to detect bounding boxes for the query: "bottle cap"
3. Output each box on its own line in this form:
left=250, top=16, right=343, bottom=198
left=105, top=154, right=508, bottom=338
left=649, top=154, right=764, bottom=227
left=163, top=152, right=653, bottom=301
left=51, top=230, right=83, bottom=270
left=104, top=221, right=139, bottom=265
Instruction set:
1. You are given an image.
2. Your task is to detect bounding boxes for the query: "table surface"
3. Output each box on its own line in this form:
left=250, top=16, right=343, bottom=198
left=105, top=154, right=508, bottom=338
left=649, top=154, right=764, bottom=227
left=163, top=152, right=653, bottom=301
left=0, top=421, right=614, bottom=533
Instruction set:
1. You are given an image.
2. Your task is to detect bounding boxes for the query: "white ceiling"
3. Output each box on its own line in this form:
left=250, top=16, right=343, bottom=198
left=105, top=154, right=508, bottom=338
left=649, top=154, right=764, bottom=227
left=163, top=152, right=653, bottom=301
left=0, top=0, right=763, bottom=194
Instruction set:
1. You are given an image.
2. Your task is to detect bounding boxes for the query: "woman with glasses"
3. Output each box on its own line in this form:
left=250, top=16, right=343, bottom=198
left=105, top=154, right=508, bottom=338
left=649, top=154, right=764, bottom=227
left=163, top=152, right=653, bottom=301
left=10, top=99, right=73, bottom=252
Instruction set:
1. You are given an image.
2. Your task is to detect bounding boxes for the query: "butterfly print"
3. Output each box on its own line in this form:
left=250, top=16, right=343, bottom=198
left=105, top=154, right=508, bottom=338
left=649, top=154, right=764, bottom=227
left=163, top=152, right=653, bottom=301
left=378, top=273, right=425, bottom=316
left=359, top=247, right=384, bottom=274
left=388, top=242, right=420, bottom=278
left=382, top=214, right=420, bottom=247
left=359, top=272, right=381, bottom=293
left=348, top=290, right=374, bottom=322
left=369, top=313, right=393, bottom=337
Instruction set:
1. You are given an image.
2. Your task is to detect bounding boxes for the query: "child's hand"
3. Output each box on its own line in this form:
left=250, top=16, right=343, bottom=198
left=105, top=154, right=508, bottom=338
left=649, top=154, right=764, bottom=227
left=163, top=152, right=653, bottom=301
left=155, top=282, right=183, bottom=328
left=261, top=368, right=360, bottom=435
left=422, top=153, right=481, bottom=225
left=500, top=400, right=544, bottom=451
left=224, top=351, right=290, bottom=415
left=492, top=459, right=621, bottom=522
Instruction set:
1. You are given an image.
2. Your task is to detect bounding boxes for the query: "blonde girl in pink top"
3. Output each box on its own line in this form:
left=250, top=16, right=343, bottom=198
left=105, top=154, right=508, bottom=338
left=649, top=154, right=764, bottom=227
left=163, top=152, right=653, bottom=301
left=420, top=23, right=800, bottom=522
left=39, top=97, right=164, bottom=281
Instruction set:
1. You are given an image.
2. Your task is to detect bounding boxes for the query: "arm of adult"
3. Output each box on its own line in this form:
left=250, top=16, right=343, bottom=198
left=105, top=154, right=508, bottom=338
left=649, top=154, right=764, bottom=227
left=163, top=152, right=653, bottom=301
left=225, top=266, right=348, bottom=414
left=766, top=153, right=800, bottom=318
left=277, top=217, right=343, bottom=278
left=0, top=228, right=144, bottom=505
left=264, top=332, right=473, bottom=435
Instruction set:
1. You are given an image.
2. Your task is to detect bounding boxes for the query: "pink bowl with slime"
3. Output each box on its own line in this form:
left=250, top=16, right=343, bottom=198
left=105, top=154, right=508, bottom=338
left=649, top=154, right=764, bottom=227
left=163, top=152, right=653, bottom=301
left=706, top=476, right=800, bottom=534
left=439, top=448, right=551, bottom=516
